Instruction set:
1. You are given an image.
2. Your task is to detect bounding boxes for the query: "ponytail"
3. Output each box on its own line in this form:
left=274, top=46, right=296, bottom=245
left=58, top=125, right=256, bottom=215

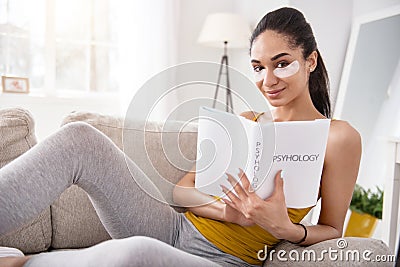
left=309, top=50, right=331, bottom=118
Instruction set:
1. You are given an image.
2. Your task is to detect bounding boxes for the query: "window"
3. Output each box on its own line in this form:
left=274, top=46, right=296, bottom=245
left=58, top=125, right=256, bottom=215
left=0, top=0, right=46, bottom=90
left=0, top=0, right=119, bottom=94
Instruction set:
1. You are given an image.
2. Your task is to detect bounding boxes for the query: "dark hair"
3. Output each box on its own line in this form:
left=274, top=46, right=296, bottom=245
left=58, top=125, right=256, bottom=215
left=250, top=7, right=331, bottom=118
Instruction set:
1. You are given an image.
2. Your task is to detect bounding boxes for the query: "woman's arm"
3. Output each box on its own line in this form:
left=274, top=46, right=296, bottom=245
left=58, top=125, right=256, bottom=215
left=293, top=120, right=362, bottom=244
left=173, top=167, right=255, bottom=225
left=0, top=256, right=31, bottom=267
left=173, top=167, right=225, bottom=221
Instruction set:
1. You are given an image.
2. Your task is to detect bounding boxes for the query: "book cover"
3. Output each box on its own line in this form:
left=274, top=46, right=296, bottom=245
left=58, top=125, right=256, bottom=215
left=195, top=106, right=331, bottom=208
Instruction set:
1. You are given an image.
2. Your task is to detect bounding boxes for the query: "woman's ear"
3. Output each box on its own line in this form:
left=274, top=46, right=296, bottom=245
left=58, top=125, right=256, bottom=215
left=307, top=51, right=318, bottom=72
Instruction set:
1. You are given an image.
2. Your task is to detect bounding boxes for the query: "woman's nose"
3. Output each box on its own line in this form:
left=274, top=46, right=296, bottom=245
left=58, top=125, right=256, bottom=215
left=262, top=68, right=278, bottom=87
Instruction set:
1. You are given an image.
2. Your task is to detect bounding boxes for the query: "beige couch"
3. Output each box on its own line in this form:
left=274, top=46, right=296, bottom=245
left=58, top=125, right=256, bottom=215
left=0, top=107, right=393, bottom=266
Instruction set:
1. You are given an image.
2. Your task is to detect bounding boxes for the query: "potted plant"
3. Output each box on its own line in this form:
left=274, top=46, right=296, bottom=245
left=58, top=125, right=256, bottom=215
left=344, top=184, right=383, bottom=238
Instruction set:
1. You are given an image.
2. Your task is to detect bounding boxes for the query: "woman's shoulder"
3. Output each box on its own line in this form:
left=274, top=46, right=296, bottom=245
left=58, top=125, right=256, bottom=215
left=327, top=119, right=362, bottom=155
left=329, top=119, right=361, bottom=140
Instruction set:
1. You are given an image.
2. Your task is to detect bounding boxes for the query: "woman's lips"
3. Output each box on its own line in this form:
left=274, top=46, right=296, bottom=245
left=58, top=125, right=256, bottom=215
left=264, top=88, right=284, bottom=98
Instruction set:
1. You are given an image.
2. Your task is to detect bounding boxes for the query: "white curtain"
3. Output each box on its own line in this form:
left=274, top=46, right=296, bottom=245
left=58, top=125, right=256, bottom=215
left=117, top=0, right=180, bottom=118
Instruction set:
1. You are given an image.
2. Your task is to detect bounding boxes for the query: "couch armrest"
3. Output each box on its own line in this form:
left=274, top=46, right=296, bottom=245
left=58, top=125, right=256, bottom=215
left=0, top=107, right=52, bottom=253
left=264, top=237, right=393, bottom=266
left=0, top=108, right=37, bottom=167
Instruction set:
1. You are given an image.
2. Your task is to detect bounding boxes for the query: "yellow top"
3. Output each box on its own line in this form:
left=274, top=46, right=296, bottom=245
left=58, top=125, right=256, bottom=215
left=186, top=112, right=313, bottom=265
left=252, top=112, right=265, bottom=122
left=185, top=207, right=311, bottom=265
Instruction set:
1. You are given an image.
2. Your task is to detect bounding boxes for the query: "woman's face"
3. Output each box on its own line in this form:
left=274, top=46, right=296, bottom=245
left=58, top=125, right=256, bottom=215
left=250, top=30, right=316, bottom=107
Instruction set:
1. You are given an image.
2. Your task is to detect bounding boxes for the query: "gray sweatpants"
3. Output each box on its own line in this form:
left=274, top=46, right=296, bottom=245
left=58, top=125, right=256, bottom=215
left=0, top=122, right=259, bottom=267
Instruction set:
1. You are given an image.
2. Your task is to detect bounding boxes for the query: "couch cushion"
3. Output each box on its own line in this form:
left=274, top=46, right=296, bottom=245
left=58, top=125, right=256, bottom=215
left=0, top=108, right=52, bottom=253
left=50, top=111, right=198, bottom=249
left=50, top=185, right=112, bottom=249
left=122, top=119, right=198, bottom=206
left=265, top=237, right=393, bottom=266
left=0, top=108, right=37, bottom=167
left=62, top=111, right=198, bottom=194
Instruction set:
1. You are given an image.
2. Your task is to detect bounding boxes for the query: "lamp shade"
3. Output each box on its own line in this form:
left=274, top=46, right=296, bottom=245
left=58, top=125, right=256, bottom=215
left=197, top=13, right=251, bottom=48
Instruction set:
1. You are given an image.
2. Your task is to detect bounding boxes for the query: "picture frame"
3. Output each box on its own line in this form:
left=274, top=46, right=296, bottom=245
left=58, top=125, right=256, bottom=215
left=1, top=76, right=30, bottom=94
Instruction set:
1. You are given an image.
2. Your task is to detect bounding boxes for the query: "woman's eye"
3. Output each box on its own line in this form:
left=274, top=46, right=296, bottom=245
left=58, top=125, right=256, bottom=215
left=276, top=62, right=289, bottom=68
left=253, top=66, right=264, bottom=72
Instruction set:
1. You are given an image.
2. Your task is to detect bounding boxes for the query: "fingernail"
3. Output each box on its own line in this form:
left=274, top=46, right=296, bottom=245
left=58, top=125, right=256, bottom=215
left=238, top=168, right=245, bottom=178
left=248, top=185, right=255, bottom=193
left=227, top=177, right=237, bottom=185
left=280, top=170, right=284, bottom=179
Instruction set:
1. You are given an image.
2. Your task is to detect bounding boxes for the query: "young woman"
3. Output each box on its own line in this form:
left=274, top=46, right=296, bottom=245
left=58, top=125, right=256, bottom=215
left=0, top=7, right=361, bottom=267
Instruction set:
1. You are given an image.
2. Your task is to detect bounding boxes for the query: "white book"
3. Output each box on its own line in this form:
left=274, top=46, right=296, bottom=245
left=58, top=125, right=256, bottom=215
left=195, top=106, right=331, bottom=208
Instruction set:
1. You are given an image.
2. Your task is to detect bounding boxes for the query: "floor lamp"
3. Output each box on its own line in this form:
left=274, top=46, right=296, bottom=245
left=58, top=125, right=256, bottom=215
left=198, top=13, right=251, bottom=113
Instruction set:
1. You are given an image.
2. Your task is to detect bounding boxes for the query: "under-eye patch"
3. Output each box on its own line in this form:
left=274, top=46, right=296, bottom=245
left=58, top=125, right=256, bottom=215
left=253, top=68, right=267, bottom=83
left=273, top=60, right=299, bottom=78
left=253, top=60, right=300, bottom=83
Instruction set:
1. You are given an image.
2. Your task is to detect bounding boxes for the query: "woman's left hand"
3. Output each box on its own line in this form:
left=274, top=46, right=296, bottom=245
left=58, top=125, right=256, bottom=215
left=221, top=169, right=293, bottom=238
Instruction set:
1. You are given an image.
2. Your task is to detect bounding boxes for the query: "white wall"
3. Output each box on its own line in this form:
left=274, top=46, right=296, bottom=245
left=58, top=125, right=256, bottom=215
left=175, top=0, right=235, bottom=119
left=288, top=0, right=353, bottom=108
left=0, top=93, right=120, bottom=140
left=353, top=0, right=400, bottom=17
left=177, top=0, right=235, bottom=64
left=118, top=0, right=180, bottom=118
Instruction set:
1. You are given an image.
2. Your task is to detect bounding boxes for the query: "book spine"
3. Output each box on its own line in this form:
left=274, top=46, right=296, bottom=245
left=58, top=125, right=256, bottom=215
left=249, top=126, right=263, bottom=190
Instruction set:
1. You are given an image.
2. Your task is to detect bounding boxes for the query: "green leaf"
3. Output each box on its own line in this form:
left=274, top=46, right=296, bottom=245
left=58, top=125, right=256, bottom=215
left=349, top=184, right=383, bottom=219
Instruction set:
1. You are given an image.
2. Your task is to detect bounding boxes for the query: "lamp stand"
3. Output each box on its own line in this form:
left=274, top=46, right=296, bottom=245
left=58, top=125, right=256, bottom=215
left=212, top=41, right=233, bottom=113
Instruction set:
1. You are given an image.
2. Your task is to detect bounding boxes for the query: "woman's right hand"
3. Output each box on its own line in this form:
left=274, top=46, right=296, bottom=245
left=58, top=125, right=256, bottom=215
left=174, top=165, right=255, bottom=226
left=223, top=201, right=255, bottom=226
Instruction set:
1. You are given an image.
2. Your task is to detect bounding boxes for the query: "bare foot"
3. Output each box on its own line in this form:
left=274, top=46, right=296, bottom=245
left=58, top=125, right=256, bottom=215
left=0, top=256, right=31, bottom=267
